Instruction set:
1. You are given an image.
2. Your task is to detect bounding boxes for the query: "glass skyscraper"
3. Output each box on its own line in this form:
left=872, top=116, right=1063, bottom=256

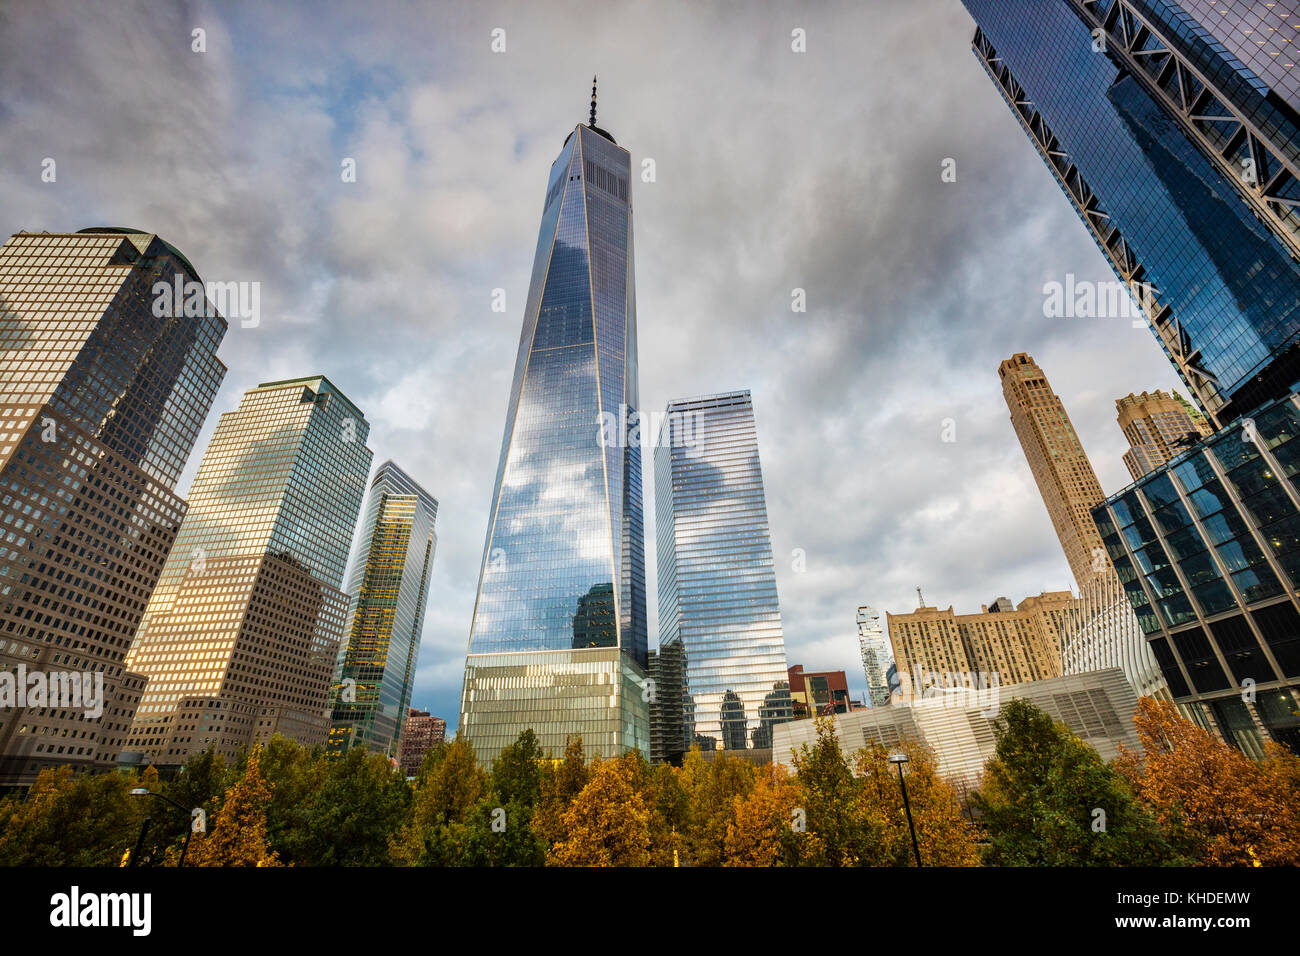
left=967, top=0, right=1300, bottom=754
left=856, top=606, right=893, bottom=707
left=459, top=98, right=649, bottom=761
left=1092, top=396, right=1300, bottom=754
left=124, top=376, right=373, bottom=766
left=653, top=391, right=791, bottom=756
left=328, top=460, right=437, bottom=759
left=964, top=0, right=1300, bottom=426
left=0, top=228, right=227, bottom=785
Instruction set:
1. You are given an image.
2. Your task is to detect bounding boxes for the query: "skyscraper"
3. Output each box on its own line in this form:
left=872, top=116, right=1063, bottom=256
left=0, top=228, right=226, bottom=785
left=328, top=461, right=437, bottom=759
left=856, top=605, right=893, bottom=707
left=1092, top=395, right=1300, bottom=755
left=966, top=1, right=1300, bottom=754
left=648, top=640, right=686, bottom=765
left=1117, top=389, right=1214, bottom=481
left=965, top=0, right=1300, bottom=426
left=1000, top=353, right=1109, bottom=590
left=654, top=391, right=792, bottom=753
left=123, top=376, right=372, bottom=766
left=460, top=87, right=649, bottom=761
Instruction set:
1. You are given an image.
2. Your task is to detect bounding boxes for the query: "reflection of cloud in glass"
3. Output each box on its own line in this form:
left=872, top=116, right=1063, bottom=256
left=654, top=392, right=791, bottom=751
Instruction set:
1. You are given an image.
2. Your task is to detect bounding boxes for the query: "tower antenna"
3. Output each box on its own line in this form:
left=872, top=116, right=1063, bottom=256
left=589, top=75, right=597, bottom=128
left=916, top=586, right=925, bottom=608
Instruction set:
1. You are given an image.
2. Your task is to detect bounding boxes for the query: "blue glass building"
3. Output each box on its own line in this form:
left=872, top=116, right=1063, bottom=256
left=653, top=391, right=792, bottom=759
left=459, top=93, right=649, bottom=761
left=964, top=1, right=1300, bottom=752
left=963, top=0, right=1300, bottom=426
left=1092, top=395, right=1300, bottom=754
left=328, top=461, right=438, bottom=759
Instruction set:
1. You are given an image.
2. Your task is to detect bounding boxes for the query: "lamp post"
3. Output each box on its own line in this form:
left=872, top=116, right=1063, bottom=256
left=889, top=752, right=922, bottom=867
left=129, top=789, right=205, bottom=867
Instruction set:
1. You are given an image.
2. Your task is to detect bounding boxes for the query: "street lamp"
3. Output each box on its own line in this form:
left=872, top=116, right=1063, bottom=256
left=889, top=752, right=922, bottom=867
left=129, top=789, right=205, bottom=867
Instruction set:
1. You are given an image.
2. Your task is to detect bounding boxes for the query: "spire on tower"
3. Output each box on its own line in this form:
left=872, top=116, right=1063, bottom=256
left=916, top=586, right=925, bottom=608
left=589, top=75, right=597, bottom=128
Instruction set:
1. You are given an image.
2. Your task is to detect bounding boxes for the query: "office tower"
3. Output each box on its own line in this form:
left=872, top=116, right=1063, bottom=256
left=328, top=461, right=437, bottom=759
left=787, top=665, right=854, bottom=718
left=887, top=591, right=1076, bottom=692
left=654, top=390, right=792, bottom=753
left=648, top=640, right=687, bottom=765
left=123, top=376, right=372, bottom=766
left=1092, top=393, right=1300, bottom=755
left=0, top=228, right=226, bottom=785
left=774, top=669, right=1140, bottom=794
left=397, top=708, right=446, bottom=777
left=856, top=605, right=893, bottom=707
left=1117, top=390, right=1215, bottom=481
left=965, top=0, right=1300, bottom=427
left=1000, top=353, right=1110, bottom=590
left=460, top=87, right=649, bottom=761
left=1060, top=571, right=1171, bottom=701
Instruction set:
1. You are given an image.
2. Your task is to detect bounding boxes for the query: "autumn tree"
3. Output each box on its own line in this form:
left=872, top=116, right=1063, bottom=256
left=853, top=740, right=980, bottom=866
left=644, top=759, right=690, bottom=866
left=294, top=747, right=411, bottom=866
left=532, top=735, right=590, bottom=850
left=676, top=747, right=757, bottom=865
left=389, top=734, right=486, bottom=866
left=1117, top=697, right=1300, bottom=866
left=186, top=744, right=282, bottom=867
left=456, top=730, right=548, bottom=866
left=549, top=754, right=653, bottom=866
left=245, top=734, right=327, bottom=862
left=0, top=766, right=146, bottom=866
left=789, top=715, right=884, bottom=866
left=723, top=763, right=803, bottom=866
left=127, top=747, right=227, bottom=863
left=975, top=698, right=1179, bottom=866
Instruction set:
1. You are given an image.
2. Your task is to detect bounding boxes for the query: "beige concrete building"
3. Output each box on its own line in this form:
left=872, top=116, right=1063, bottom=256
left=1000, top=353, right=1110, bottom=591
left=887, top=591, right=1076, bottom=692
left=123, top=377, right=372, bottom=767
left=1116, top=389, right=1214, bottom=481
left=0, top=229, right=227, bottom=785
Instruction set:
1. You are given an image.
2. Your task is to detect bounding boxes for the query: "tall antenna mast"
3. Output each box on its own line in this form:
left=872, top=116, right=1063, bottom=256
left=589, top=75, right=597, bottom=128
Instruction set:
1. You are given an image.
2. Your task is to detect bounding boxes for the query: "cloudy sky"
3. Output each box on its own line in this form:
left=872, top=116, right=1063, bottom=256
left=0, top=0, right=1185, bottom=727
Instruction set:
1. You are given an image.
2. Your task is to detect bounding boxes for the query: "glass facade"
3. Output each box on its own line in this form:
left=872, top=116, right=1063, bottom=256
left=1093, top=393, right=1300, bottom=752
left=0, top=229, right=227, bottom=784
left=1060, top=567, right=1173, bottom=702
left=653, top=391, right=792, bottom=757
left=856, top=606, right=893, bottom=707
left=965, top=0, right=1300, bottom=424
left=124, top=376, right=374, bottom=765
left=460, top=120, right=649, bottom=761
left=328, top=461, right=437, bottom=759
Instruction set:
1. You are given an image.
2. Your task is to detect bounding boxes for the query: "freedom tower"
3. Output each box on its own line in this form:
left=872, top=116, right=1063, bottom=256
left=460, top=81, right=649, bottom=760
